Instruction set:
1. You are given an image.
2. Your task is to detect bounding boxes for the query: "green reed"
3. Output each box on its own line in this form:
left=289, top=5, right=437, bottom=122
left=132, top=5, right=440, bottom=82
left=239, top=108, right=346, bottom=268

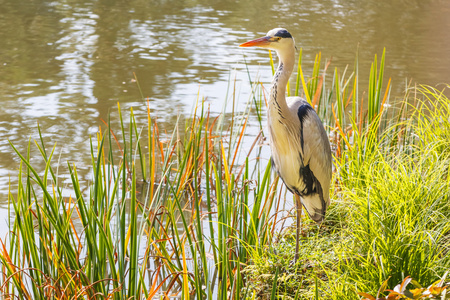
left=1, top=81, right=278, bottom=299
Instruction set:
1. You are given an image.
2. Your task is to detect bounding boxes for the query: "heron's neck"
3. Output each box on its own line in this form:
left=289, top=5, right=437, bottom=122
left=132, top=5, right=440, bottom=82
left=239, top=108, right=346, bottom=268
left=269, top=49, right=295, bottom=113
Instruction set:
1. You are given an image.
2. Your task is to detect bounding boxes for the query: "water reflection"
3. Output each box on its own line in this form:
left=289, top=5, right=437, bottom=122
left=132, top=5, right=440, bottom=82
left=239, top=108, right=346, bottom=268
left=1, top=0, right=450, bottom=212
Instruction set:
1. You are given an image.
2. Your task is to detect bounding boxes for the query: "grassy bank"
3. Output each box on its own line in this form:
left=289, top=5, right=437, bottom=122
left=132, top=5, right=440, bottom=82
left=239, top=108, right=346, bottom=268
left=1, top=51, right=449, bottom=299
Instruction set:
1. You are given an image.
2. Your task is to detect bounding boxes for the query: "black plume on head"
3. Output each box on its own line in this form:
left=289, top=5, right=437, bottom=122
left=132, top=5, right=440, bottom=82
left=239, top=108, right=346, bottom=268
left=274, top=29, right=292, bottom=38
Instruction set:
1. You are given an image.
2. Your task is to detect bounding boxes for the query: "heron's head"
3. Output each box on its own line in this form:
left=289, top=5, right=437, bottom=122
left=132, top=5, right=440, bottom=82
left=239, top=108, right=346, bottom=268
left=239, top=28, right=295, bottom=52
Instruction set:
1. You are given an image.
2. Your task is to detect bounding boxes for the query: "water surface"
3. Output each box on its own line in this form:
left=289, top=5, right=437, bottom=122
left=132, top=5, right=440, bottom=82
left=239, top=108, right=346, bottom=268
left=1, top=0, right=450, bottom=230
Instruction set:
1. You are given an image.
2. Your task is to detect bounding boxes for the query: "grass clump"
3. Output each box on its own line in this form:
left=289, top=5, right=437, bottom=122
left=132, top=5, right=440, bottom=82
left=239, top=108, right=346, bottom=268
left=333, top=145, right=450, bottom=296
left=330, top=84, right=450, bottom=298
left=0, top=93, right=279, bottom=298
left=242, top=223, right=341, bottom=299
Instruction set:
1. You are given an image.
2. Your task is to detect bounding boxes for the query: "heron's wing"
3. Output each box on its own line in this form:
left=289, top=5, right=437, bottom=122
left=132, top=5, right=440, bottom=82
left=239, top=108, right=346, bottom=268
left=296, top=102, right=332, bottom=207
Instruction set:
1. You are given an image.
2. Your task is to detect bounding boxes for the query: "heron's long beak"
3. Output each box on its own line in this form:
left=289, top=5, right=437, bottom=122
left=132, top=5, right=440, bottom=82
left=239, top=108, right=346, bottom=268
left=239, top=36, right=271, bottom=47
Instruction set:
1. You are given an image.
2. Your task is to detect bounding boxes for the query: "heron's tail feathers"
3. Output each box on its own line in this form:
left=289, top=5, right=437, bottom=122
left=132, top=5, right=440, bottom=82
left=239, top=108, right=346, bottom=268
left=300, top=192, right=329, bottom=223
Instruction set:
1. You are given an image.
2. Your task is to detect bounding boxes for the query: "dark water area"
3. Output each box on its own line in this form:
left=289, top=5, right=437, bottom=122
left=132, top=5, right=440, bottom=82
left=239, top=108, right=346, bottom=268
left=1, top=0, right=450, bottom=233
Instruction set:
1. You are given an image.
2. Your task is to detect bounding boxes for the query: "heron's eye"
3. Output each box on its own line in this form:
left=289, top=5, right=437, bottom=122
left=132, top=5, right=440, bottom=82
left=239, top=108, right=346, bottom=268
left=276, top=37, right=282, bottom=41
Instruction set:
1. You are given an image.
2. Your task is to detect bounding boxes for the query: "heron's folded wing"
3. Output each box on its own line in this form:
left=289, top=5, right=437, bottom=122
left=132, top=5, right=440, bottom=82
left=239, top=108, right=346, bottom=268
left=298, top=105, right=332, bottom=207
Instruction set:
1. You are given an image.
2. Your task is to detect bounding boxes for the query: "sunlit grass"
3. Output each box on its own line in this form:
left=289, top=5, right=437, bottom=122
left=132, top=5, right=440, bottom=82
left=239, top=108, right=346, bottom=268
left=1, top=49, right=450, bottom=299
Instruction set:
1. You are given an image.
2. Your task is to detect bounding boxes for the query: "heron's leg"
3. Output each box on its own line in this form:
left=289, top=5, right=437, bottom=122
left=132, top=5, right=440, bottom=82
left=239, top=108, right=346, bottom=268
left=294, top=194, right=302, bottom=262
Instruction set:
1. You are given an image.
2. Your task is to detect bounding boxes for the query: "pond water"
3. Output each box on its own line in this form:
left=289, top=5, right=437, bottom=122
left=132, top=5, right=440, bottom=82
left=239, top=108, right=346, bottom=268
left=1, top=0, right=450, bottom=236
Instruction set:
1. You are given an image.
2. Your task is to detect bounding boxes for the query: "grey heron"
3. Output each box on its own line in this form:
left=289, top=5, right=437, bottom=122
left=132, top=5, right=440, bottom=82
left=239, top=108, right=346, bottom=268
left=240, top=28, right=332, bottom=261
